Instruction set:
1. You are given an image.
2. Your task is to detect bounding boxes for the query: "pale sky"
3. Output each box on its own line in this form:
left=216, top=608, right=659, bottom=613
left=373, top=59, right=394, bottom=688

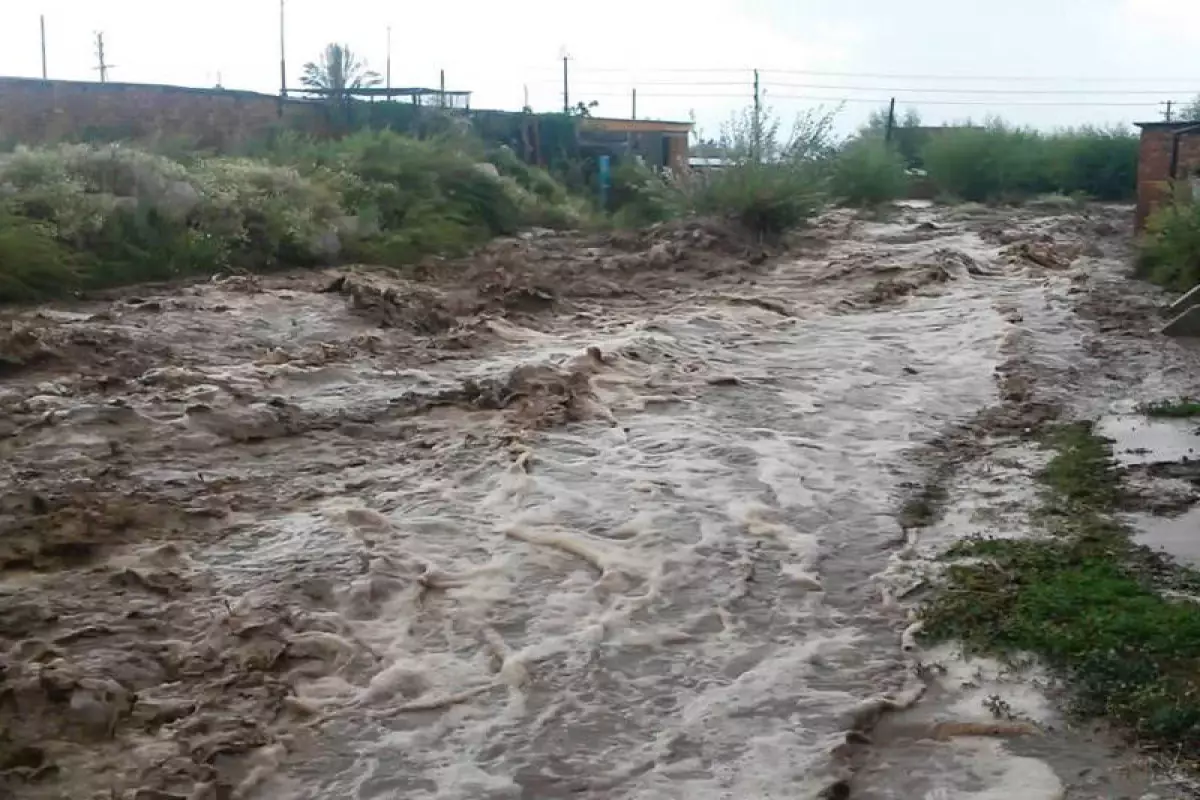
left=2, top=0, right=1199, bottom=136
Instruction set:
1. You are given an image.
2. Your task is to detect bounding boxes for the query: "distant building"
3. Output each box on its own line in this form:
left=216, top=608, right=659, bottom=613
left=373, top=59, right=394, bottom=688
left=576, top=117, right=693, bottom=173
left=687, top=156, right=730, bottom=170
left=1133, top=121, right=1200, bottom=231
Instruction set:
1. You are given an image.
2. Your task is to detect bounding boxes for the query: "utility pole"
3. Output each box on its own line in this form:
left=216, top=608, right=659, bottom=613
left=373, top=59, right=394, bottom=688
left=279, top=0, right=288, bottom=97
left=752, top=69, right=761, bottom=162
left=562, top=55, right=570, bottom=114
left=884, top=96, right=897, bottom=143
left=94, top=32, right=111, bottom=82
left=386, top=26, right=392, bottom=97
left=1164, top=100, right=1175, bottom=122
left=439, top=69, right=446, bottom=107
left=523, top=84, right=530, bottom=111
left=39, top=16, right=47, bottom=79
left=631, top=88, right=637, bottom=120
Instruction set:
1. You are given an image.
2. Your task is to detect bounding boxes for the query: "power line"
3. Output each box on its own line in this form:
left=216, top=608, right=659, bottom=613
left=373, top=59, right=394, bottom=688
left=572, top=90, right=1160, bottom=107
left=763, top=68, right=1200, bottom=83
left=524, top=64, right=1200, bottom=83
left=762, top=82, right=1189, bottom=96
left=533, top=77, right=1191, bottom=95
left=764, top=95, right=1160, bottom=107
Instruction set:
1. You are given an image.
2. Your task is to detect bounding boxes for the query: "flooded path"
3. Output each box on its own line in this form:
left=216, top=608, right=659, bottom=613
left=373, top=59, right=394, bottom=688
left=0, top=203, right=1189, bottom=799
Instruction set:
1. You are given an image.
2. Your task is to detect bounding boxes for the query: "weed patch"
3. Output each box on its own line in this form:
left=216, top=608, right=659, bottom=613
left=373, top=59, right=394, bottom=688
left=1138, top=200, right=1200, bottom=293
left=920, top=421, right=1200, bottom=758
left=1142, top=398, right=1200, bottom=419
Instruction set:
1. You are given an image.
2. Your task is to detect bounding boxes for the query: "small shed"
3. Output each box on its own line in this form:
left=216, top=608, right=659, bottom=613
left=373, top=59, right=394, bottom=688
left=1133, top=121, right=1200, bottom=231
left=576, top=117, right=693, bottom=173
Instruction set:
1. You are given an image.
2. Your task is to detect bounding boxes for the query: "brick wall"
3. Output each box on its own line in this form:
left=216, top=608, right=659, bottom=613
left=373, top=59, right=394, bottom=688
left=0, top=77, right=322, bottom=150
left=1136, top=126, right=1200, bottom=231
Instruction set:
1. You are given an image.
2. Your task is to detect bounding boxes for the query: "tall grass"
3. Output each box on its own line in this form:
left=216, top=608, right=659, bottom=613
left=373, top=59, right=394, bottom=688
left=922, top=121, right=1138, bottom=203
left=0, top=133, right=587, bottom=302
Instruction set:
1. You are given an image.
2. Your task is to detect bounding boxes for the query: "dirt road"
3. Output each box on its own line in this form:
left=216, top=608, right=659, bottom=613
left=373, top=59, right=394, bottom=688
left=1, top=202, right=1194, bottom=799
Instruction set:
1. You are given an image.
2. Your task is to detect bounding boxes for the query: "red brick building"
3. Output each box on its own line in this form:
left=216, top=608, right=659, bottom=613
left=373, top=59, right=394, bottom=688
left=1134, top=120, right=1200, bottom=231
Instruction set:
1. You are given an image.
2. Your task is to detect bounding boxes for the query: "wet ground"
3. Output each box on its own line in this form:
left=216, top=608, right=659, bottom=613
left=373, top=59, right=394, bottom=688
left=2, top=202, right=1198, bottom=799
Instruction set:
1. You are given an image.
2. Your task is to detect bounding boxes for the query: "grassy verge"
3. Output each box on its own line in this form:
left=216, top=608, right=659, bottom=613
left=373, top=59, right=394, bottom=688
left=1142, top=398, right=1200, bottom=419
left=920, top=422, right=1200, bottom=758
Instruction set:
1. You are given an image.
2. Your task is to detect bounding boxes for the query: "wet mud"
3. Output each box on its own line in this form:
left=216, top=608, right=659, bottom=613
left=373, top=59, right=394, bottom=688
left=0, top=202, right=1194, bottom=799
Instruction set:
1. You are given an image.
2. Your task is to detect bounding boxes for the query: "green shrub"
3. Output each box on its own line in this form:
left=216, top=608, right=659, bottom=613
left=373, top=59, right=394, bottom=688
left=1137, top=200, right=1200, bottom=291
left=690, top=162, right=824, bottom=237
left=0, top=210, right=80, bottom=303
left=0, top=132, right=589, bottom=301
left=684, top=105, right=832, bottom=236
left=610, top=159, right=684, bottom=227
left=1049, top=126, right=1138, bottom=202
left=830, top=138, right=909, bottom=207
left=922, top=122, right=1137, bottom=204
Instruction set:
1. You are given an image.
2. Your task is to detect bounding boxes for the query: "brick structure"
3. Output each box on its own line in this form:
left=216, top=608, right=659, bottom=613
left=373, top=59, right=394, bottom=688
left=1134, top=120, right=1200, bottom=231
left=0, top=77, right=322, bottom=150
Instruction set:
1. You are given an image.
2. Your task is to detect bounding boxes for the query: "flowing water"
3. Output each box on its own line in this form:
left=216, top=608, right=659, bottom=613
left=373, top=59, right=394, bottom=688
left=259, top=286, right=1010, bottom=799
left=0, top=204, right=1184, bottom=799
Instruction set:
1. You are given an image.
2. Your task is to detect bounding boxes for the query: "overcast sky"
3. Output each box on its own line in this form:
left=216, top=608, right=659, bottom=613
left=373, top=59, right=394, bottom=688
left=1, top=0, right=1199, bottom=136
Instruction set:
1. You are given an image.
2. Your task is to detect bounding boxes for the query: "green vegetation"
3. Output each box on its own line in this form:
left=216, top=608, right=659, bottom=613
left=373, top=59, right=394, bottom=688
left=829, top=138, right=909, bottom=207
left=301, top=43, right=382, bottom=99
left=921, top=122, right=1138, bottom=203
left=0, top=133, right=587, bottom=303
left=1184, top=95, right=1200, bottom=122
left=1137, top=200, right=1200, bottom=292
left=0, top=210, right=81, bottom=303
left=609, top=159, right=684, bottom=228
left=0, top=84, right=1161, bottom=303
left=920, top=422, right=1200, bottom=757
left=1142, top=398, right=1200, bottom=418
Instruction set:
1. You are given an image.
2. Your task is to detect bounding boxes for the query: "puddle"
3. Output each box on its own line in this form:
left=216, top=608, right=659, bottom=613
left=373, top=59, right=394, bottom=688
left=1098, top=415, right=1200, bottom=466
left=1129, top=506, right=1200, bottom=567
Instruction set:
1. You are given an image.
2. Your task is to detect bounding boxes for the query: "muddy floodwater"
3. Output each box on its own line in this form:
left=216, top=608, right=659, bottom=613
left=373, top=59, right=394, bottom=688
left=2, top=203, right=1196, bottom=799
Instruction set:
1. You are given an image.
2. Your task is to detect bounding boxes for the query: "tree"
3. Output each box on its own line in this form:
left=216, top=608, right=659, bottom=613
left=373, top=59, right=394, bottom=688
left=858, top=104, right=921, bottom=138
left=1183, top=95, right=1200, bottom=122
left=301, top=43, right=381, bottom=101
left=568, top=100, right=599, bottom=117
left=856, top=104, right=925, bottom=168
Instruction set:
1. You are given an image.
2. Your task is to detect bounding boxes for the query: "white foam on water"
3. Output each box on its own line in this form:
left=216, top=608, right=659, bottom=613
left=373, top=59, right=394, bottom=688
left=250, top=283, right=1016, bottom=798
left=923, top=739, right=1064, bottom=800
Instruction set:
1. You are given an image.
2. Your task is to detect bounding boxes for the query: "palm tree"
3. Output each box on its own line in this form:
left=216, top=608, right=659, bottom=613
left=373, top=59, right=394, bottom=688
left=301, top=43, right=381, bottom=101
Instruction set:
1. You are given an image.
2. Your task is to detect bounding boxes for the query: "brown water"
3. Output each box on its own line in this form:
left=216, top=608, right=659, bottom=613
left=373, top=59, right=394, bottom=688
left=0, top=203, right=1186, bottom=799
